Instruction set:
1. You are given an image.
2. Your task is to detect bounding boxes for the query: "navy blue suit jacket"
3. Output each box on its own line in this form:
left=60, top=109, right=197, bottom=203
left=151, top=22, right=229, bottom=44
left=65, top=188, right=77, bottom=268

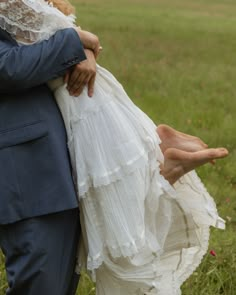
left=0, top=28, right=86, bottom=224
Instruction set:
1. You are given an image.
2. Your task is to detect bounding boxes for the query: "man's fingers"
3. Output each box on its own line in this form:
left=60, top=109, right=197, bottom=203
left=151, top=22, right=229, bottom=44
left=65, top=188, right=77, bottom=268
left=88, top=74, right=96, bottom=97
left=93, top=44, right=102, bottom=59
left=71, top=72, right=95, bottom=97
left=72, top=86, right=84, bottom=97
left=67, top=64, right=88, bottom=89
left=71, top=72, right=93, bottom=96
left=72, top=76, right=91, bottom=97
left=68, top=72, right=86, bottom=95
left=67, top=67, right=80, bottom=90
left=64, top=71, right=70, bottom=84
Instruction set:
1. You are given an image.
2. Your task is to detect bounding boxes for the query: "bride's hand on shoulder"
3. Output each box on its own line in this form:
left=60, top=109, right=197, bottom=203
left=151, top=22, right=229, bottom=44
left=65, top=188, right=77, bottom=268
left=65, top=49, right=96, bottom=97
left=75, top=28, right=101, bottom=58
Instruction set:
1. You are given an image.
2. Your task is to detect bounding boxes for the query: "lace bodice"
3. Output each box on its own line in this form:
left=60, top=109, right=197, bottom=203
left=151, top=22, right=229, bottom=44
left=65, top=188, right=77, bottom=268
left=0, top=0, right=75, bottom=43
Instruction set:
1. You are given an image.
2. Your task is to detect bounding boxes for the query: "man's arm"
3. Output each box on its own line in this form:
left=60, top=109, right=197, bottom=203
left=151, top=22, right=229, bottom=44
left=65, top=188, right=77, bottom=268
left=0, top=28, right=86, bottom=93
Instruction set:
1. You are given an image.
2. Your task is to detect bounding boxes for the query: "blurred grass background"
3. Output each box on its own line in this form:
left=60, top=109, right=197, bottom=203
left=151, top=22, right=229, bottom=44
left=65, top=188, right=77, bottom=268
left=1, top=0, right=236, bottom=294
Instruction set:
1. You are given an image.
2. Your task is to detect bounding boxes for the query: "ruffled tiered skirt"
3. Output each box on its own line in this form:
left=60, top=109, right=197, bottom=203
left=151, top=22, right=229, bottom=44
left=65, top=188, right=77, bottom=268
left=50, top=65, right=225, bottom=294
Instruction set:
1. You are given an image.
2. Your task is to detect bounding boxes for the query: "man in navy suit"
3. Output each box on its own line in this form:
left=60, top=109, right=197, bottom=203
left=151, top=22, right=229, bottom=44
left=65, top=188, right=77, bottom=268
left=0, top=26, right=99, bottom=294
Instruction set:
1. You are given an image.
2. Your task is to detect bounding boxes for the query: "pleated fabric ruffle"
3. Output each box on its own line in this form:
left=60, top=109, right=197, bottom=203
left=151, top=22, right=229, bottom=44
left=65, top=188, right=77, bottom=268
left=51, top=65, right=225, bottom=294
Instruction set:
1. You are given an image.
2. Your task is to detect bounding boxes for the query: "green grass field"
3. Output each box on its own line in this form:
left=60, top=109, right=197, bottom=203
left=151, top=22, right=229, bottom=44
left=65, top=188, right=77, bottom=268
left=1, top=0, right=236, bottom=294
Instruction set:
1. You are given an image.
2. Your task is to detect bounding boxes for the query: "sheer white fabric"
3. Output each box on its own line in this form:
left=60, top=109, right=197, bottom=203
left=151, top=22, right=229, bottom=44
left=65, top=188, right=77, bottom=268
left=4, top=1, right=225, bottom=293
left=0, top=0, right=75, bottom=43
left=56, top=66, right=225, bottom=294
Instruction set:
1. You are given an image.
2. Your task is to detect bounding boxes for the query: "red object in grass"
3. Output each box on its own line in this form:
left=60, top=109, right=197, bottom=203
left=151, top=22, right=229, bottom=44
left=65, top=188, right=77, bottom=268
left=210, top=250, right=216, bottom=257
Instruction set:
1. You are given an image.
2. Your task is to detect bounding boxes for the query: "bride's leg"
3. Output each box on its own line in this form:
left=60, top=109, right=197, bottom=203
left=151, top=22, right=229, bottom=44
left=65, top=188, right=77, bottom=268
left=160, top=147, right=228, bottom=185
left=157, top=124, right=208, bottom=153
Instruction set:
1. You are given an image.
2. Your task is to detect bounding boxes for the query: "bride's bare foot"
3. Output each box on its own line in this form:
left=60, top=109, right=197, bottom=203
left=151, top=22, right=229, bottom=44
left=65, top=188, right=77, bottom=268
left=161, top=147, right=228, bottom=185
left=157, top=124, right=208, bottom=153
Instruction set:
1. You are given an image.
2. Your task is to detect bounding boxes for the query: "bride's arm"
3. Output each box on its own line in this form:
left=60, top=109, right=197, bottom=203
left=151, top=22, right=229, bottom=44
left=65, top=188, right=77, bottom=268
left=0, top=28, right=86, bottom=92
left=0, top=0, right=89, bottom=92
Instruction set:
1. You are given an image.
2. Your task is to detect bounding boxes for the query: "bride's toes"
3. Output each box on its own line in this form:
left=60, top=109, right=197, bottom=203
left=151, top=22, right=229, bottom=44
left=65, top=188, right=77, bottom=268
left=208, top=148, right=229, bottom=159
left=161, top=146, right=228, bottom=185
left=218, top=147, right=229, bottom=156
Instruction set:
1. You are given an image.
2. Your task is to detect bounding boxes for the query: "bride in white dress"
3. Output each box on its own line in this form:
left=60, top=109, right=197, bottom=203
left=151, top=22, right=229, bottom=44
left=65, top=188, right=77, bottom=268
left=0, top=1, right=228, bottom=294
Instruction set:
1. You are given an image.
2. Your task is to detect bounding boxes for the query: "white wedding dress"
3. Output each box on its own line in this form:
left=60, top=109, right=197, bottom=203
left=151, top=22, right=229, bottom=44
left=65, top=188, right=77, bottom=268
left=0, top=1, right=225, bottom=294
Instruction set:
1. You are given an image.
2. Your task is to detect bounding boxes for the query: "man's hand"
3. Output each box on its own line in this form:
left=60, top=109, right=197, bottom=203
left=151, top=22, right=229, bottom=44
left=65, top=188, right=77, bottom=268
left=65, top=49, right=96, bottom=97
left=75, top=28, right=101, bottom=58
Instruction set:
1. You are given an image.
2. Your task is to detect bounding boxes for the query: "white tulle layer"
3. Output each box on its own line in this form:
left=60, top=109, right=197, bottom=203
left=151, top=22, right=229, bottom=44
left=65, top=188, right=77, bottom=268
left=51, top=65, right=225, bottom=294
left=52, top=66, right=165, bottom=197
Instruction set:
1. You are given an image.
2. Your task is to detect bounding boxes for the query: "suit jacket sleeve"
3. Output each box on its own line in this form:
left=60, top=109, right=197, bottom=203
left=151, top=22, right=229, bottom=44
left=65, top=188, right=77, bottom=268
left=0, top=28, right=86, bottom=93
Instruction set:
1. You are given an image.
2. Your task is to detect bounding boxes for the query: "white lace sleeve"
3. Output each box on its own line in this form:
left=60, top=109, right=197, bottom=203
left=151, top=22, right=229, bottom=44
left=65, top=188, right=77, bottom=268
left=0, top=0, right=76, bottom=43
